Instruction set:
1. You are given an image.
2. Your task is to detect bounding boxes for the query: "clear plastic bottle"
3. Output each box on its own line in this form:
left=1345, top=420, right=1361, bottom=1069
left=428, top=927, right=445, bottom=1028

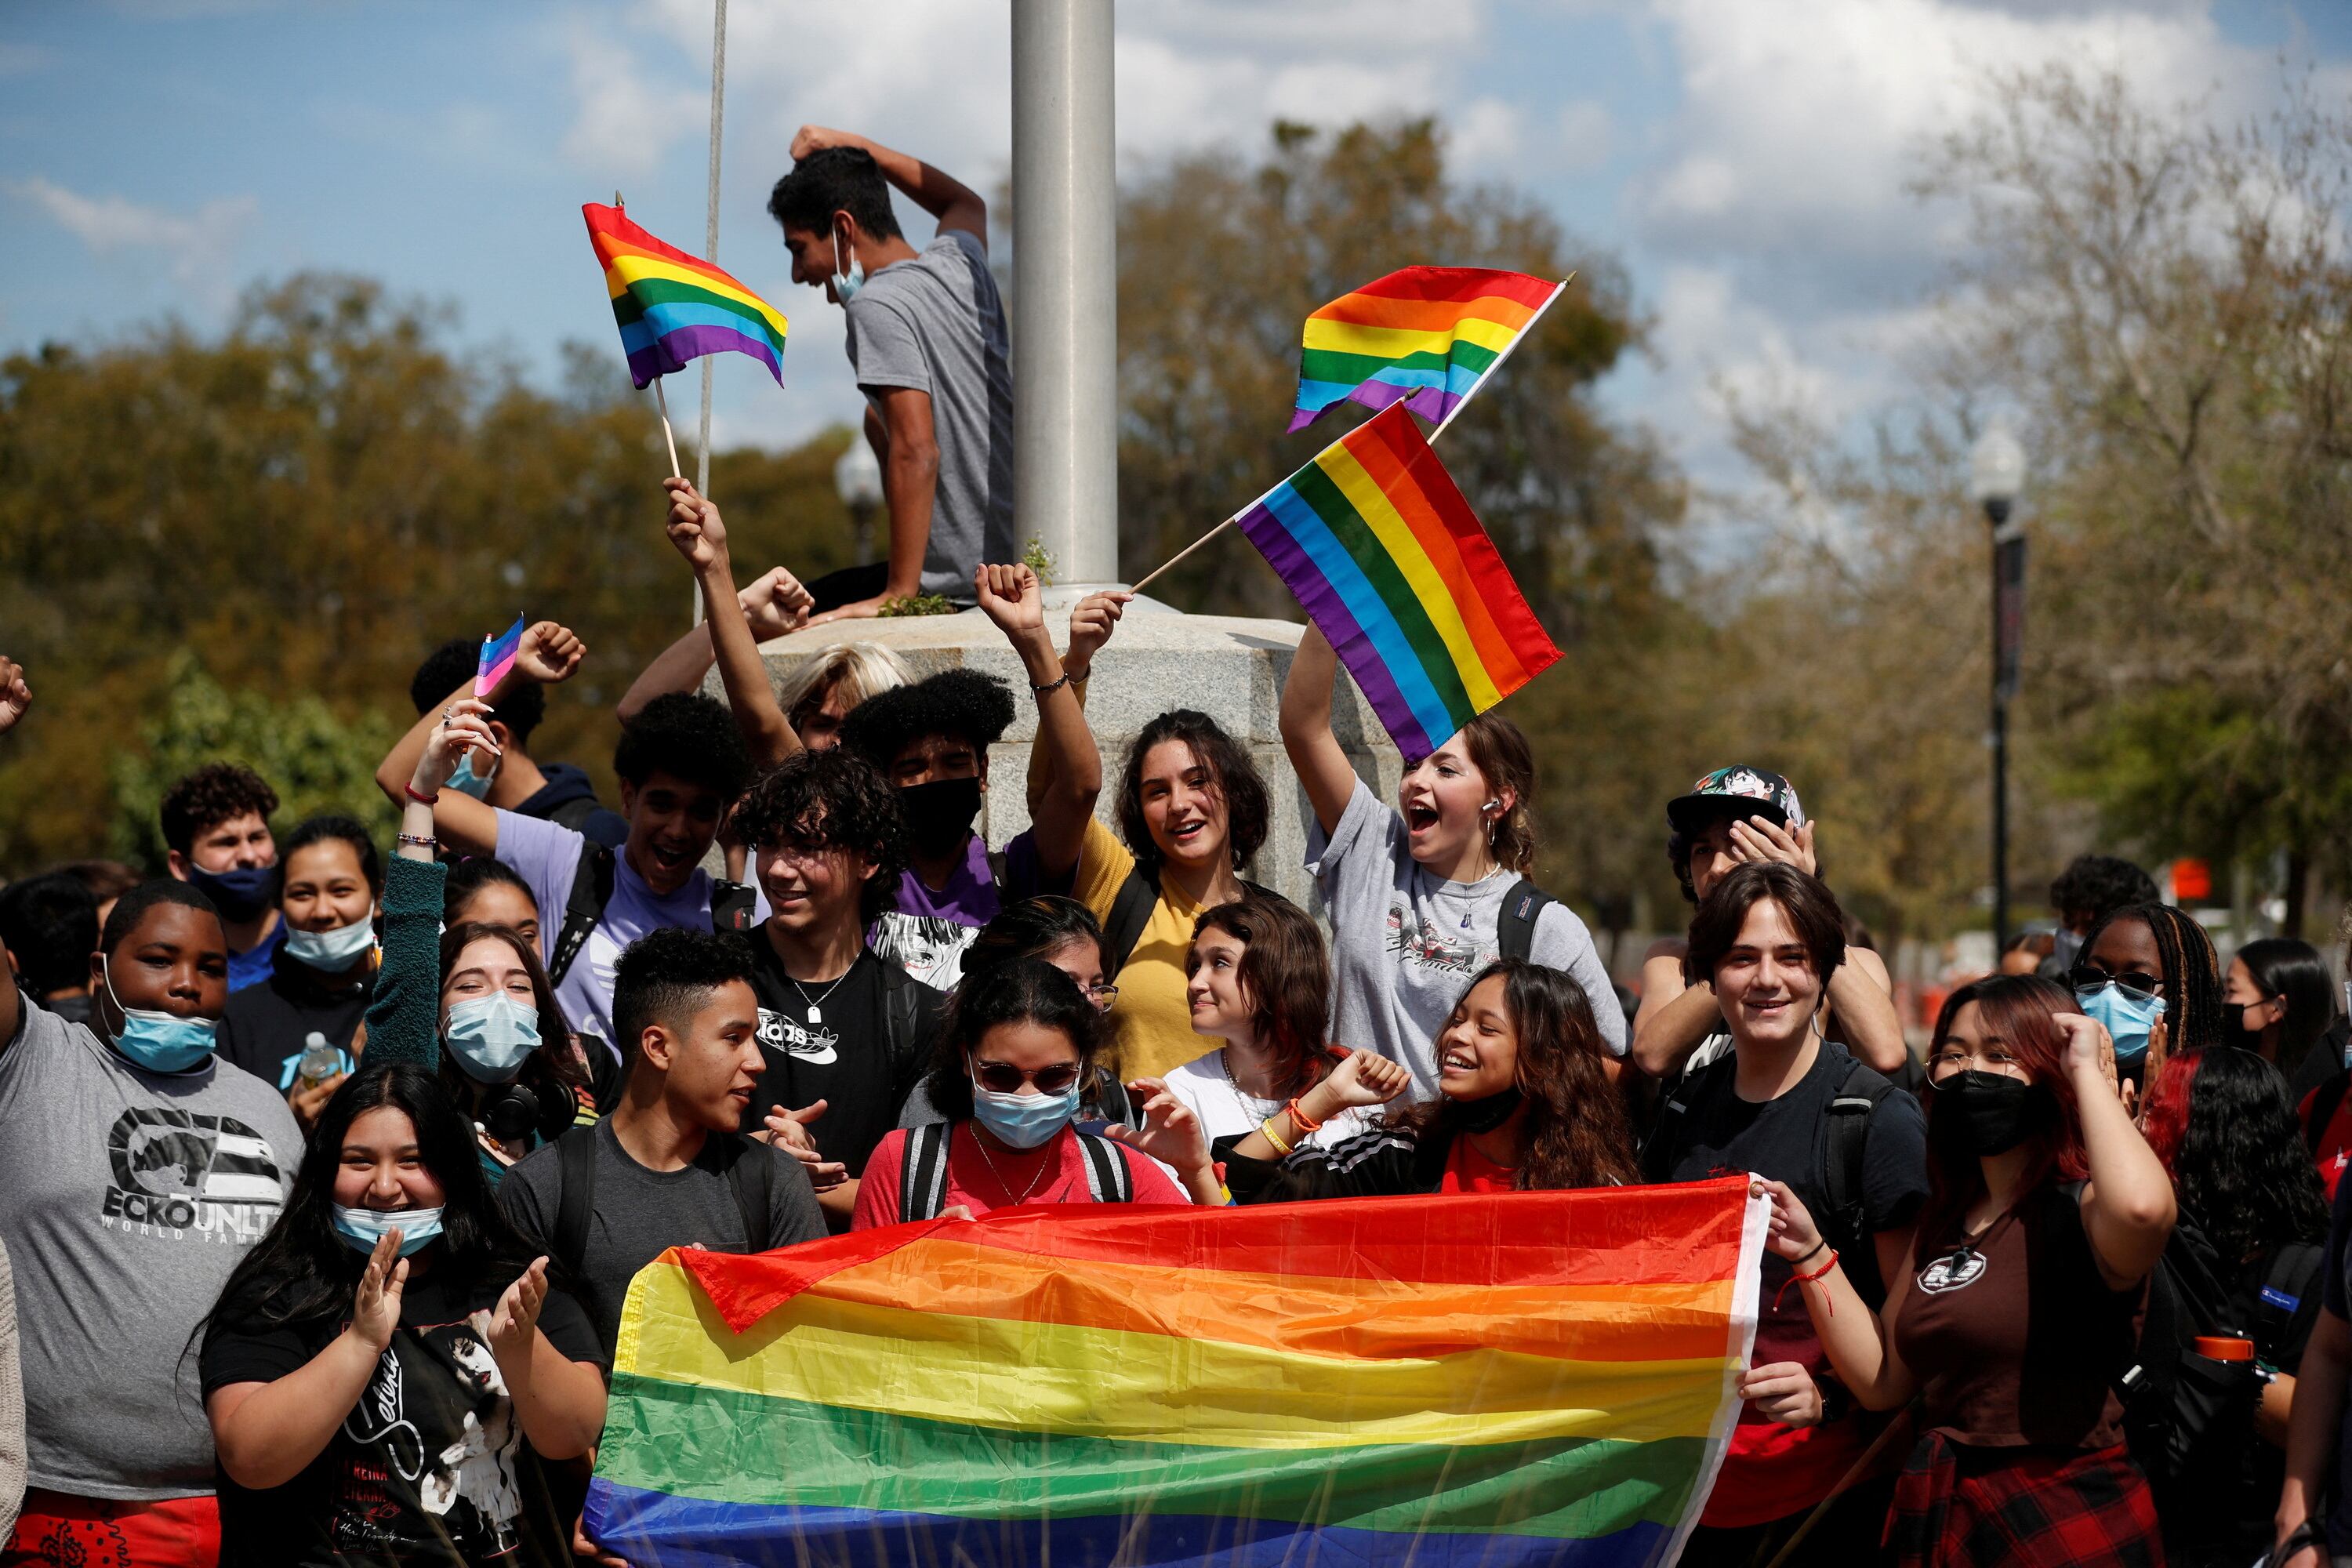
left=297, top=1030, right=342, bottom=1090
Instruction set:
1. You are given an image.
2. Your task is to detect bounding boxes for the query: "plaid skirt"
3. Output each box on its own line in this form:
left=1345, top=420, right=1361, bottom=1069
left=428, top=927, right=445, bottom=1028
left=1889, top=1432, right=2164, bottom=1566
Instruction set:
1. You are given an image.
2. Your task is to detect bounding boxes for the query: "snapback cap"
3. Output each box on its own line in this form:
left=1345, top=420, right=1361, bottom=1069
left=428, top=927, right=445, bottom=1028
left=1666, top=765, right=1805, bottom=837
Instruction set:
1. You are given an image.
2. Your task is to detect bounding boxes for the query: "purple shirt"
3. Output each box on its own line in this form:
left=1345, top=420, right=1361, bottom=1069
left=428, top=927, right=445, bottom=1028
left=869, top=830, right=1050, bottom=991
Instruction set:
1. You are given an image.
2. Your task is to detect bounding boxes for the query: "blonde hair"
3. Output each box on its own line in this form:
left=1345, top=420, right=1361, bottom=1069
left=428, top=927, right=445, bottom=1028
left=779, top=643, right=913, bottom=730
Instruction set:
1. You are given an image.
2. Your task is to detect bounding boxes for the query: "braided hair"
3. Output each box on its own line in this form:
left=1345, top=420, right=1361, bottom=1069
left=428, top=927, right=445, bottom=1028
left=2085, top=902, right=2227, bottom=1058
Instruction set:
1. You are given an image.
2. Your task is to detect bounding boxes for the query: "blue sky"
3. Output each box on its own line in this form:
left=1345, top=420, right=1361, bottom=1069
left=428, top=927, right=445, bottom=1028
left=5, top=0, right=2343, bottom=546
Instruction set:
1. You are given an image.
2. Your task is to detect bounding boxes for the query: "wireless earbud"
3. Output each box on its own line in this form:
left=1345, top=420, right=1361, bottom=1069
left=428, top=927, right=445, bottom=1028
left=1480, top=799, right=1501, bottom=812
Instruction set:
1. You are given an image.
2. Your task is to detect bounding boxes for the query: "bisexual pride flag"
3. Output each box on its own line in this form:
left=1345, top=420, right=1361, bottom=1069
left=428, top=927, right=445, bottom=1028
left=585, top=1178, right=1765, bottom=1566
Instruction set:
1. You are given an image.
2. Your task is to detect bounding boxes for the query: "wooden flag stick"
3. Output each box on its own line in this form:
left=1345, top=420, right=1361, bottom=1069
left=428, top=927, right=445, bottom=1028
left=1128, top=519, right=1234, bottom=596
left=652, top=378, right=684, bottom=480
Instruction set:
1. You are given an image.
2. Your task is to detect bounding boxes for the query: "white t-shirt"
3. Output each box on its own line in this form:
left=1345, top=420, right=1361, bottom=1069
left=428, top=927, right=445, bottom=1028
left=1162, top=1048, right=1373, bottom=1150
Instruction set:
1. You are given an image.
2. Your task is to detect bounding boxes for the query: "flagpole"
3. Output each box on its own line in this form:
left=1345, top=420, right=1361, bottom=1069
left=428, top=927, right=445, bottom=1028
left=691, top=0, right=728, bottom=627
left=653, top=379, right=684, bottom=480
left=1128, top=274, right=1574, bottom=594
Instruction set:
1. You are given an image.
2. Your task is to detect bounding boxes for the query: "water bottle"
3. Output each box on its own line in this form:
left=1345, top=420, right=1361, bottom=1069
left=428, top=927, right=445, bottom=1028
left=297, top=1031, right=342, bottom=1090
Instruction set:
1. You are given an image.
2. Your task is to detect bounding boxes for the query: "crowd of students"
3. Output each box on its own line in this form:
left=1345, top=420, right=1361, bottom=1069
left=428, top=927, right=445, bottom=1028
left=0, top=139, right=2348, bottom=1568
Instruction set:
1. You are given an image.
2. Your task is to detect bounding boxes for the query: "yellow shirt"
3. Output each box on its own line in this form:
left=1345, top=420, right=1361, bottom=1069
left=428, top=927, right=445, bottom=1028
left=1069, top=816, right=1221, bottom=1082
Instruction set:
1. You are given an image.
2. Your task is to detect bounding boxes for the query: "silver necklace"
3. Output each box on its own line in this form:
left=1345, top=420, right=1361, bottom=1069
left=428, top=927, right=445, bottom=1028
left=970, top=1127, right=1056, bottom=1207
left=1219, top=1047, right=1281, bottom=1120
left=789, top=967, right=853, bottom=1023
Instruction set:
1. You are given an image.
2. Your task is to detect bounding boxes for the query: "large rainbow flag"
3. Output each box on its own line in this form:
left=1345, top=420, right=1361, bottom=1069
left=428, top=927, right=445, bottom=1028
left=583, top=201, right=789, bottom=390
left=1241, top=401, right=1561, bottom=762
left=585, top=1178, right=1764, bottom=1567
left=1290, top=266, right=1563, bottom=434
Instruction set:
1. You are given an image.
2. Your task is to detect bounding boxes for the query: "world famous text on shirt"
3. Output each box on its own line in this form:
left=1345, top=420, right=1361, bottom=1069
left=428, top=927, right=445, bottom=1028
left=101, top=1106, right=289, bottom=1243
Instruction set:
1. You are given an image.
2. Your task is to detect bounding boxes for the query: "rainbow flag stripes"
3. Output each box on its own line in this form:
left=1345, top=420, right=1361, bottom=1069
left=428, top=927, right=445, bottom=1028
left=1242, top=401, right=1562, bottom=762
left=585, top=1178, right=1765, bottom=1567
left=1290, top=266, right=1561, bottom=433
left=583, top=202, right=788, bottom=389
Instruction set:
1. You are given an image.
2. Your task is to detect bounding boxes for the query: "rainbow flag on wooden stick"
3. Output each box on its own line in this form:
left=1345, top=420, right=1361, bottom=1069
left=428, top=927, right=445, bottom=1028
left=585, top=1178, right=1764, bottom=1567
left=583, top=201, right=788, bottom=389
left=1243, top=401, right=1562, bottom=761
left=1290, top=266, right=1564, bottom=434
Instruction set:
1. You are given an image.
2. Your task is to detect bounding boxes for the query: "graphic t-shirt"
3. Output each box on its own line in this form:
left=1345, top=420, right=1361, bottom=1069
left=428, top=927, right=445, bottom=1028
left=1160, top=1050, right=1370, bottom=1152
left=201, top=1269, right=604, bottom=1567
left=851, top=1122, right=1189, bottom=1229
left=842, top=228, right=1015, bottom=599
left=742, top=942, right=938, bottom=1178
left=1308, top=780, right=1625, bottom=1100
left=0, top=995, right=299, bottom=1499
left=868, top=830, right=1050, bottom=991
left=1066, top=817, right=1221, bottom=1082
left=1651, top=1040, right=1928, bottom=1527
left=492, top=809, right=768, bottom=1058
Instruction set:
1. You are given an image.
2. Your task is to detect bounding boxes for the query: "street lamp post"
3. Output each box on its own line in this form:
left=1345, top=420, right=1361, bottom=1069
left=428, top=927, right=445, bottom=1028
left=833, top=438, right=884, bottom=566
left=1970, top=427, right=2027, bottom=953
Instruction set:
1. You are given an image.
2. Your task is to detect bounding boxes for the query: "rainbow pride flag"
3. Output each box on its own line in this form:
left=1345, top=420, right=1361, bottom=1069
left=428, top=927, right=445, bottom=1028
left=1242, top=401, right=1561, bottom=762
left=585, top=1178, right=1764, bottom=1567
left=475, top=613, right=524, bottom=697
left=583, top=202, right=789, bottom=389
left=1290, top=266, right=1563, bottom=434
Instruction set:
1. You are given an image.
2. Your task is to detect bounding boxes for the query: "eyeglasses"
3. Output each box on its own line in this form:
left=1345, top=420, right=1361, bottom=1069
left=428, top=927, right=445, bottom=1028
left=2070, top=966, right=2162, bottom=1002
left=1925, top=1046, right=2025, bottom=1082
left=1084, top=983, right=1119, bottom=1009
left=971, top=1060, right=1083, bottom=1095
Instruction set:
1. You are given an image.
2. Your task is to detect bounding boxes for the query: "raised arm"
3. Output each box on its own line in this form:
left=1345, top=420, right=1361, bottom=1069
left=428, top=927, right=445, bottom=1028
left=1028, top=591, right=1128, bottom=815
left=2063, top=1013, right=2176, bottom=1289
left=0, top=656, right=30, bottom=1051
left=1631, top=941, right=1727, bottom=1079
left=1277, top=623, right=1360, bottom=838
left=373, top=622, right=586, bottom=856
left=615, top=568, right=811, bottom=724
left=1828, top=947, right=1910, bottom=1076
left=363, top=706, right=481, bottom=1069
left=663, top=480, right=804, bottom=768
left=791, top=125, right=986, bottom=244
left=975, top=564, right=1097, bottom=880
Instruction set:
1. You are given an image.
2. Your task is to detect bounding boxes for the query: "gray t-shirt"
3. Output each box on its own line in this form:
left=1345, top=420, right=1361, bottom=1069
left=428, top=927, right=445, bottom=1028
left=0, top=996, right=299, bottom=1499
left=1308, top=780, right=1628, bottom=1101
left=844, top=229, right=1015, bottom=598
left=498, top=1118, right=825, bottom=1359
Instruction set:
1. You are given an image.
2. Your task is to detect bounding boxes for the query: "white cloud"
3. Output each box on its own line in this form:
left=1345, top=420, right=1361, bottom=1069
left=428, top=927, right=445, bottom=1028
left=558, top=25, right=706, bottom=181
left=10, top=176, right=256, bottom=307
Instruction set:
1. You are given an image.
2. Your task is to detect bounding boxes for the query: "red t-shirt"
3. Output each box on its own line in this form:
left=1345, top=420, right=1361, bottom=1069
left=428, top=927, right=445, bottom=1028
left=851, top=1123, right=1190, bottom=1229
left=2303, top=1083, right=2352, bottom=1200
left=1440, top=1135, right=1519, bottom=1193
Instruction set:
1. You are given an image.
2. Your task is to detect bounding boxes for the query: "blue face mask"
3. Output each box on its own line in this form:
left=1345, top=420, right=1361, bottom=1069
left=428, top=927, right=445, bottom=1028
left=445, top=993, right=540, bottom=1083
left=445, top=749, right=499, bottom=800
left=331, top=1204, right=444, bottom=1257
left=969, top=1077, right=1080, bottom=1150
left=187, top=861, right=277, bottom=922
left=101, top=957, right=217, bottom=1073
left=2074, top=979, right=2166, bottom=1062
left=831, top=227, right=866, bottom=305
left=284, top=916, right=376, bottom=972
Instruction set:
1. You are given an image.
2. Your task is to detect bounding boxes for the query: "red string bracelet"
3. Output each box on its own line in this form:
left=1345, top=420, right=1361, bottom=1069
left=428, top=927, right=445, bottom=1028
left=1773, top=1247, right=1840, bottom=1316
left=403, top=782, right=440, bottom=807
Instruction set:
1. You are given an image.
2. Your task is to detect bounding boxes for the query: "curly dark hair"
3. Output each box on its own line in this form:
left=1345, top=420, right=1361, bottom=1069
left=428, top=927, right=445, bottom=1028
left=411, top=637, right=546, bottom=742
left=729, top=750, right=909, bottom=926
left=920, top=958, right=1103, bottom=1124
left=2150, top=1046, right=2328, bottom=1265
left=1385, top=960, right=1638, bottom=1190
left=612, top=692, right=754, bottom=800
left=1192, top=891, right=1332, bottom=1103
left=1116, top=710, right=1269, bottom=878
left=768, top=146, right=905, bottom=241
left=837, top=669, right=1016, bottom=772
left=2083, top=902, right=2226, bottom=1062
left=158, top=762, right=279, bottom=855
left=2050, top=854, right=2159, bottom=927
left=610, top=926, right=757, bottom=1068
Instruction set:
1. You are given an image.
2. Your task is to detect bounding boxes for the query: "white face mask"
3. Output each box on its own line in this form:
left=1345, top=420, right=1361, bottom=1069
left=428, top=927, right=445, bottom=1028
left=284, top=916, right=376, bottom=971
left=831, top=225, right=866, bottom=304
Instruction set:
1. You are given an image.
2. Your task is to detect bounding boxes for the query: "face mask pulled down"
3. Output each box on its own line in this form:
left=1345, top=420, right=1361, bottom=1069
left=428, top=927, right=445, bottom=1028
left=332, top=1204, right=444, bottom=1258
left=285, top=916, right=377, bottom=973
left=102, top=956, right=217, bottom=1073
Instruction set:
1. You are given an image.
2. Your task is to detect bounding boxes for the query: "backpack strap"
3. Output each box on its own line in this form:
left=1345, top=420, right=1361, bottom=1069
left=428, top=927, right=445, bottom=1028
left=1820, top=1056, right=1897, bottom=1305
left=2252, top=1241, right=2325, bottom=1358
left=724, top=1134, right=776, bottom=1254
left=547, top=844, right=616, bottom=989
left=553, top=1124, right=599, bottom=1278
left=1076, top=1131, right=1133, bottom=1203
left=1101, top=866, right=1161, bottom=978
left=1495, top=878, right=1555, bottom=965
left=1639, top=1049, right=1730, bottom=1181
left=545, top=794, right=604, bottom=836
left=899, top=1123, right=952, bottom=1223
left=880, top=963, right=924, bottom=1071
left=709, top=878, right=758, bottom=935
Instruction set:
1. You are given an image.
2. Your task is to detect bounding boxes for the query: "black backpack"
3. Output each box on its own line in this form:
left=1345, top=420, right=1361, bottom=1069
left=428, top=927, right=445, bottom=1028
left=1643, top=1048, right=1900, bottom=1305
left=1494, top=878, right=1556, bottom=964
left=550, top=1124, right=777, bottom=1272
left=546, top=843, right=758, bottom=990
left=896, top=1120, right=1133, bottom=1221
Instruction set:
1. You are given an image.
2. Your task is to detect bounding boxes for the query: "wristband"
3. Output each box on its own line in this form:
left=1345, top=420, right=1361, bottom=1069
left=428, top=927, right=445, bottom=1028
left=1258, top=1116, right=1295, bottom=1157
left=1030, top=671, right=1071, bottom=698
left=1791, top=1238, right=1827, bottom=1269
left=1069, top=670, right=1090, bottom=686
left=1283, top=1094, right=1327, bottom=1134
left=1773, top=1247, right=1841, bottom=1317
left=404, top=782, right=440, bottom=806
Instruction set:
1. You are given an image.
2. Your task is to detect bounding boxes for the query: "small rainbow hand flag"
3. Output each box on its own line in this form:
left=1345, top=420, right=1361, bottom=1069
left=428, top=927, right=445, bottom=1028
left=1290, top=265, right=1563, bottom=434
left=1243, top=401, right=1561, bottom=761
left=583, top=202, right=788, bottom=389
left=585, top=1179, right=1765, bottom=1566
left=474, top=614, right=524, bottom=698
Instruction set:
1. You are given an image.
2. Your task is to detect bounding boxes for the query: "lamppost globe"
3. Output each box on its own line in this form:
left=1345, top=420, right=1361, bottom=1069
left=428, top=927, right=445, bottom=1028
left=1969, top=427, right=2026, bottom=524
left=833, top=439, right=882, bottom=511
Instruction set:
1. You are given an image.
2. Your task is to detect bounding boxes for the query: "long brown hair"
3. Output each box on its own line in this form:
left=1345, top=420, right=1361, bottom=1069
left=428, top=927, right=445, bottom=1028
left=1454, top=713, right=1538, bottom=875
left=1389, top=959, right=1638, bottom=1189
left=1191, top=891, right=1332, bottom=1102
left=437, top=920, right=586, bottom=1105
left=1914, top=975, right=2089, bottom=1246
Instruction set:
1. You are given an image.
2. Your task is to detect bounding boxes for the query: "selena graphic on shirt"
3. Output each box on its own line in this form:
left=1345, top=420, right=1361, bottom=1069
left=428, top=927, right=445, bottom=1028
left=335, top=1317, right=532, bottom=1558
left=100, top=1106, right=289, bottom=1243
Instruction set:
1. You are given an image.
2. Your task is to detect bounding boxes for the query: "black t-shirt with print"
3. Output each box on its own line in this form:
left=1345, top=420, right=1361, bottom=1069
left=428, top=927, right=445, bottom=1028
left=741, top=942, right=938, bottom=1177
left=201, top=1265, right=604, bottom=1568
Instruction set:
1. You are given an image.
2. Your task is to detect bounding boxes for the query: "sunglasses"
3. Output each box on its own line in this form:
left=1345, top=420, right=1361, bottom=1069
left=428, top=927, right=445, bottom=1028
left=2070, top=966, right=2163, bottom=1002
left=971, top=1060, right=1083, bottom=1095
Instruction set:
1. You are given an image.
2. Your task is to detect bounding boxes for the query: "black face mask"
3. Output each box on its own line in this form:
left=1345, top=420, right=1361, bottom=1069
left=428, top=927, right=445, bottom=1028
left=2222, top=1000, right=2263, bottom=1036
left=1934, top=1071, right=2054, bottom=1157
left=898, top=776, right=982, bottom=859
left=1453, top=1085, right=1523, bottom=1134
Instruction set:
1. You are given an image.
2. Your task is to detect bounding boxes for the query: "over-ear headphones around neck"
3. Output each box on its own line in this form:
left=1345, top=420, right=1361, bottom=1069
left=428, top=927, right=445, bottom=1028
left=477, top=1080, right=541, bottom=1144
